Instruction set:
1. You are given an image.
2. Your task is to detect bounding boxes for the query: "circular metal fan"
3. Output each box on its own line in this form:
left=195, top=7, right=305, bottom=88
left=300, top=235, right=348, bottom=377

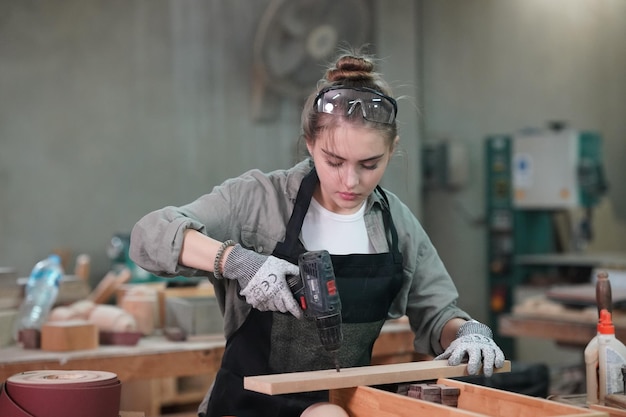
left=253, top=0, right=373, bottom=99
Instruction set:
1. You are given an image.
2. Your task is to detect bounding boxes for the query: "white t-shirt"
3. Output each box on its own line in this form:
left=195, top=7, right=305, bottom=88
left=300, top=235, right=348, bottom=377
left=301, top=197, right=374, bottom=254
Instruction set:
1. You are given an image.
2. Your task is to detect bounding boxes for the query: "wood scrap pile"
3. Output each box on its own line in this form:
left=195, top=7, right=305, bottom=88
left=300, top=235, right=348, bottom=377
left=400, top=382, right=461, bottom=407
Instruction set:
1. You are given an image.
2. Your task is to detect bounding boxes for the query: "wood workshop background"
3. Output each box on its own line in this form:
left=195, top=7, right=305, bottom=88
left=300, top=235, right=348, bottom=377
left=1, top=0, right=625, bottom=363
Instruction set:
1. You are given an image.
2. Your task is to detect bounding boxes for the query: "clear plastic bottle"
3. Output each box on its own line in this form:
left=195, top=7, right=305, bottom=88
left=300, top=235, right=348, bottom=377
left=597, top=308, right=626, bottom=403
left=13, top=255, right=64, bottom=340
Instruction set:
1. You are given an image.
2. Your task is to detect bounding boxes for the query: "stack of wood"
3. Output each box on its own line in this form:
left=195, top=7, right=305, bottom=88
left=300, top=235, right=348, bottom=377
left=406, top=382, right=461, bottom=407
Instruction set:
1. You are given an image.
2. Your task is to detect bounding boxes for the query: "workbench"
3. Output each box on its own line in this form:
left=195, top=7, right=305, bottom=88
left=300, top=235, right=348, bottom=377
left=498, top=294, right=626, bottom=347
left=499, top=314, right=626, bottom=347
left=0, top=318, right=417, bottom=416
left=0, top=335, right=226, bottom=382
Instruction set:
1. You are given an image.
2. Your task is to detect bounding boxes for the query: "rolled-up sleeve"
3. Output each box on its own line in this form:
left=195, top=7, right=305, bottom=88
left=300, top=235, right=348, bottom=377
left=129, top=184, right=234, bottom=277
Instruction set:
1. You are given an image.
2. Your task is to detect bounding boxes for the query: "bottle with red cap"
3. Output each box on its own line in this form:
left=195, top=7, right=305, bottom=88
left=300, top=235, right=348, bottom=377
left=597, top=308, right=626, bottom=403
left=586, top=272, right=605, bottom=404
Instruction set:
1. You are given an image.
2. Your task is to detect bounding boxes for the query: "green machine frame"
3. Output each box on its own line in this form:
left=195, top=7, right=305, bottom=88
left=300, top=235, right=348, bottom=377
left=485, top=129, right=605, bottom=359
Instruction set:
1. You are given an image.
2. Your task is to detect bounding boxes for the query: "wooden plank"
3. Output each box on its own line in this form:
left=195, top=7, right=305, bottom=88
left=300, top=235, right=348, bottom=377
left=590, top=403, right=626, bottom=417
left=244, top=360, right=511, bottom=395
left=330, top=385, right=485, bottom=417
left=88, top=268, right=132, bottom=304
left=605, top=394, right=626, bottom=410
left=441, top=378, right=606, bottom=417
left=330, top=382, right=606, bottom=417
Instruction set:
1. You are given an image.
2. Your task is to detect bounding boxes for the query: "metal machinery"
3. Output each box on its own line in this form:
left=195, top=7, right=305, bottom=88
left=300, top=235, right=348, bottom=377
left=486, top=123, right=607, bottom=358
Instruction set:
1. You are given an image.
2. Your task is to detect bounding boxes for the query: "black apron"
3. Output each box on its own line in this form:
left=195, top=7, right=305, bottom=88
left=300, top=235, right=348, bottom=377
left=204, top=169, right=404, bottom=417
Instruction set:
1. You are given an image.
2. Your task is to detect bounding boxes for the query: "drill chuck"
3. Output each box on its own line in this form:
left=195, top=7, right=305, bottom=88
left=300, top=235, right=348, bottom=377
left=316, top=313, right=342, bottom=352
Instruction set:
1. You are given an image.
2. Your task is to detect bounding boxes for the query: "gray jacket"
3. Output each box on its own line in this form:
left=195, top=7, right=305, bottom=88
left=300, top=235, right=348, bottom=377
left=129, top=159, right=470, bottom=356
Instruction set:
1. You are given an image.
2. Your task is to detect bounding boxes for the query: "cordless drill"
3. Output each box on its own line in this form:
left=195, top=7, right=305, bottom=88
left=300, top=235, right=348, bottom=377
left=287, top=250, right=343, bottom=372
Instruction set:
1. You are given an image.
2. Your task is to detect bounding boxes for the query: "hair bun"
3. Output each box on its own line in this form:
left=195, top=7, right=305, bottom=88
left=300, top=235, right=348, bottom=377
left=325, top=55, right=375, bottom=83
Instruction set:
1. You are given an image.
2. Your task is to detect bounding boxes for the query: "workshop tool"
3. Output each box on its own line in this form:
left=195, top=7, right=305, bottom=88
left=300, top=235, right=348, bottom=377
left=596, top=270, right=612, bottom=314
left=288, top=250, right=343, bottom=372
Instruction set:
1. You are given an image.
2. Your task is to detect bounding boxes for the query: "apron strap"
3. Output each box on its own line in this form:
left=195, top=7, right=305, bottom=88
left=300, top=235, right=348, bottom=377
left=273, top=168, right=318, bottom=261
left=376, top=185, right=402, bottom=264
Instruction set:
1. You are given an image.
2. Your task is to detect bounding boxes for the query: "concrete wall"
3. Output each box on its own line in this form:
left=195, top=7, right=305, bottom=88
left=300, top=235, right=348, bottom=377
left=0, top=1, right=422, bottom=281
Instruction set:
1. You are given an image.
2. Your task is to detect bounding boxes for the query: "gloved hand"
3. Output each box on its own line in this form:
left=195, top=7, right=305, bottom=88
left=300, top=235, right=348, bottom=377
left=434, top=320, right=505, bottom=377
left=222, top=244, right=302, bottom=318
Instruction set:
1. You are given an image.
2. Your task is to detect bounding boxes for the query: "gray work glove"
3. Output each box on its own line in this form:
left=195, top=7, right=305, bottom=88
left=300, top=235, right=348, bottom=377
left=434, top=320, right=505, bottom=377
left=222, top=244, right=302, bottom=318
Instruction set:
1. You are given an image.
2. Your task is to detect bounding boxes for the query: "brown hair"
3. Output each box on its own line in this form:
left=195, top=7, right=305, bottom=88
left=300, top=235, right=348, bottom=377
left=301, top=51, right=398, bottom=149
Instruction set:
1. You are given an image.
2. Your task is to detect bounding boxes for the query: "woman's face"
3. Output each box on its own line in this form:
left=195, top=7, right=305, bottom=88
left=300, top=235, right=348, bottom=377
left=306, top=124, right=397, bottom=214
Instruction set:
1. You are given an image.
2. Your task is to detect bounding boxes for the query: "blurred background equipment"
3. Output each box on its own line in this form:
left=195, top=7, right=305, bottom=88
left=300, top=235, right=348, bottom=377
left=485, top=122, right=608, bottom=357
left=251, top=0, right=374, bottom=120
left=107, top=233, right=159, bottom=283
left=107, top=233, right=199, bottom=285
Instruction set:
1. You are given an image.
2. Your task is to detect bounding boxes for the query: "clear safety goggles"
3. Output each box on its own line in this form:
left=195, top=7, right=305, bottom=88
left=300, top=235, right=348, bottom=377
left=314, top=86, right=398, bottom=125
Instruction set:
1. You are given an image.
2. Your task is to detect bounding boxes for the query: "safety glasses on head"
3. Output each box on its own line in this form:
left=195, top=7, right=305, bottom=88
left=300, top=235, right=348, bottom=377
left=314, top=86, right=398, bottom=125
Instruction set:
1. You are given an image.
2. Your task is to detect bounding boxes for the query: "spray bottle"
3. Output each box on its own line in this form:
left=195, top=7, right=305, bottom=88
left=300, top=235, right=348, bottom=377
left=585, top=271, right=612, bottom=404
left=597, top=308, right=626, bottom=403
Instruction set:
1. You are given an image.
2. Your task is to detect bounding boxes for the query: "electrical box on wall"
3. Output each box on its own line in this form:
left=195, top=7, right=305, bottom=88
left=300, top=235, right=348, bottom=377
left=422, top=140, right=469, bottom=190
left=512, top=129, right=605, bottom=209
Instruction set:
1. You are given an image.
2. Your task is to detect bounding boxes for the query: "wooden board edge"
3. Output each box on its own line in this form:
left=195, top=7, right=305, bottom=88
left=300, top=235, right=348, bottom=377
left=244, top=360, right=511, bottom=395
left=589, top=403, right=626, bottom=417
left=439, top=378, right=607, bottom=417
left=331, top=383, right=607, bottom=417
left=330, top=385, right=487, bottom=417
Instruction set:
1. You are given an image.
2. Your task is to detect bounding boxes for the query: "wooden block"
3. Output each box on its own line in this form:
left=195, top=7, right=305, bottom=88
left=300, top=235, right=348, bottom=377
left=407, top=383, right=429, bottom=398
left=244, top=360, right=511, bottom=396
left=407, top=383, right=459, bottom=406
left=438, top=384, right=461, bottom=397
left=438, top=384, right=461, bottom=407
left=41, top=320, right=98, bottom=351
left=408, top=383, right=440, bottom=401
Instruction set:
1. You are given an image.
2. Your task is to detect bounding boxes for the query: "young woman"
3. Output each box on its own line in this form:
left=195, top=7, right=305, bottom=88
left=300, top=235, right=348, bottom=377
left=129, top=51, right=504, bottom=417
